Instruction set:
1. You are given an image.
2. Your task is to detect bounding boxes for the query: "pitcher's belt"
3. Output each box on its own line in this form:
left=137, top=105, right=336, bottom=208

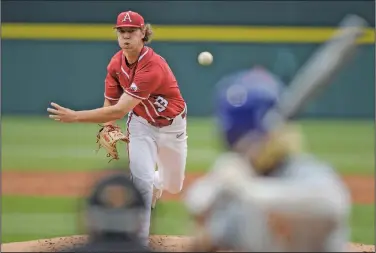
left=132, top=108, right=186, bottom=128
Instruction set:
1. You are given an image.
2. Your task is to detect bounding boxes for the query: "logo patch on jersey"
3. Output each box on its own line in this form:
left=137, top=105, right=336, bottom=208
left=130, top=83, right=138, bottom=91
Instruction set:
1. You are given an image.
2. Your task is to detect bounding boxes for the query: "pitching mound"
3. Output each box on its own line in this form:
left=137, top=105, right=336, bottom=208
left=1, top=235, right=375, bottom=252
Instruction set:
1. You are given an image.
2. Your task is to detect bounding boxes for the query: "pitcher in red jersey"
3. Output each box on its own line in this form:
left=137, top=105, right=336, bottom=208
left=47, top=10, right=188, bottom=245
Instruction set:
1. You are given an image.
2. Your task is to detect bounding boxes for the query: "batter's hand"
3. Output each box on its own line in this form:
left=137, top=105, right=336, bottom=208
left=47, top=102, right=78, bottom=123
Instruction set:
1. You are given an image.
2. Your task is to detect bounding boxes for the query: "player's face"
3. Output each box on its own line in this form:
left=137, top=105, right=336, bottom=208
left=116, top=27, right=145, bottom=51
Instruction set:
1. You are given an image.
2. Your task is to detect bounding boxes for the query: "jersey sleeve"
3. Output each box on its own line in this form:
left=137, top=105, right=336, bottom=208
left=123, top=63, right=163, bottom=100
left=104, top=67, right=123, bottom=101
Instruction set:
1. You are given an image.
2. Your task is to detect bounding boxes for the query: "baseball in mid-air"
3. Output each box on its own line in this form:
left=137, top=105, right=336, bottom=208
left=198, top=51, right=213, bottom=66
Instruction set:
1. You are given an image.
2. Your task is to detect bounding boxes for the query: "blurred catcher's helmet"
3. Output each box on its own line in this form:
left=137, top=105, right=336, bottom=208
left=215, top=66, right=283, bottom=148
left=85, top=171, right=146, bottom=234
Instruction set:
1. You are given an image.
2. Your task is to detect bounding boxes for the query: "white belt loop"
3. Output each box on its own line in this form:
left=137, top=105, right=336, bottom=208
left=172, top=103, right=187, bottom=125
left=177, top=103, right=187, bottom=118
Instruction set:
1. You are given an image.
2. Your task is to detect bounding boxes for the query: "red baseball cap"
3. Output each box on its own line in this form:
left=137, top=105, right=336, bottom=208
left=114, top=11, right=145, bottom=28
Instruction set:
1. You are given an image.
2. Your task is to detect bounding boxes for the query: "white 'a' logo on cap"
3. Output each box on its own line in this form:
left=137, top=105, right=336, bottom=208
left=122, top=12, right=132, bottom=22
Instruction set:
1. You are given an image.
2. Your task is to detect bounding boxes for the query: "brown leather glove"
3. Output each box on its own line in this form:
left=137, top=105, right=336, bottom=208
left=96, top=124, right=129, bottom=162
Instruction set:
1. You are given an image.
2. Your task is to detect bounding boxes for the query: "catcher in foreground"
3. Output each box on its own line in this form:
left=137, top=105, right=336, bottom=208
left=96, top=124, right=129, bottom=162
left=184, top=67, right=351, bottom=252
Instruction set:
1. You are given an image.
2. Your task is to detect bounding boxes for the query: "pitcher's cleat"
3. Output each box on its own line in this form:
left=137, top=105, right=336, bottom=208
left=151, top=187, right=163, bottom=210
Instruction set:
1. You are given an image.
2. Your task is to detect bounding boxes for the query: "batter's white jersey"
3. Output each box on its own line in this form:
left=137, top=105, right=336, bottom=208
left=185, top=152, right=351, bottom=252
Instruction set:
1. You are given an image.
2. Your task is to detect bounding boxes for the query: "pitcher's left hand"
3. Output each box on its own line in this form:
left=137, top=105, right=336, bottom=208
left=47, top=102, right=78, bottom=123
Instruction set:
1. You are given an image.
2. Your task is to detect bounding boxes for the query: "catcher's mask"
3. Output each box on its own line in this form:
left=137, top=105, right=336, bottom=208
left=83, top=171, right=146, bottom=236
left=215, top=67, right=304, bottom=173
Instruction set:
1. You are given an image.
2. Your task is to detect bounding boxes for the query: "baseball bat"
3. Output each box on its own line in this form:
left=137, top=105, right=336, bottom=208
left=262, top=14, right=367, bottom=130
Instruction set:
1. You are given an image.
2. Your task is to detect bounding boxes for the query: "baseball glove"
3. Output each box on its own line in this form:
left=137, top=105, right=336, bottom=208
left=95, top=124, right=129, bottom=162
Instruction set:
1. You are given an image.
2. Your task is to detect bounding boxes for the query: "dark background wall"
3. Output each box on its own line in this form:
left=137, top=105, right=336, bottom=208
left=2, top=0, right=375, bottom=118
left=3, top=1, right=375, bottom=26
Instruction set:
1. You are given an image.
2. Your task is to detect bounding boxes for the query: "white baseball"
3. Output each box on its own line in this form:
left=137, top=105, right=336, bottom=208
left=198, top=51, right=213, bottom=66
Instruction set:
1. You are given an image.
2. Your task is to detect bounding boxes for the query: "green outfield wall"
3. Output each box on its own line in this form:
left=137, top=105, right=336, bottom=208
left=2, top=0, right=374, bottom=118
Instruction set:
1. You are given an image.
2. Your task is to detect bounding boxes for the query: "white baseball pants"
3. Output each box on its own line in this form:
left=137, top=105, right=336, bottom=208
left=126, top=111, right=188, bottom=244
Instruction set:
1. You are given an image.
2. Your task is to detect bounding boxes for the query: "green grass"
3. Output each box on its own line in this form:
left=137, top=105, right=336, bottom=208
left=1, top=116, right=374, bottom=175
left=1, top=116, right=222, bottom=172
left=1, top=196, right=194, bottom=243
left=2, top=196, right=374, bottom=245
left=350, top=204, right=375, bottom=244
left=2, top=196, right=81, bottom=243
left=150, top=202, right=195, bottom=236
left=299, top=120, right=374, bottom=175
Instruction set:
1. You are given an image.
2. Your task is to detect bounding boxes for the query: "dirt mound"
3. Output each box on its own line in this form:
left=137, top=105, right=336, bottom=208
left=1, top=235, right=375, bottom=252
left=0, top=235, right=193, bottom=252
